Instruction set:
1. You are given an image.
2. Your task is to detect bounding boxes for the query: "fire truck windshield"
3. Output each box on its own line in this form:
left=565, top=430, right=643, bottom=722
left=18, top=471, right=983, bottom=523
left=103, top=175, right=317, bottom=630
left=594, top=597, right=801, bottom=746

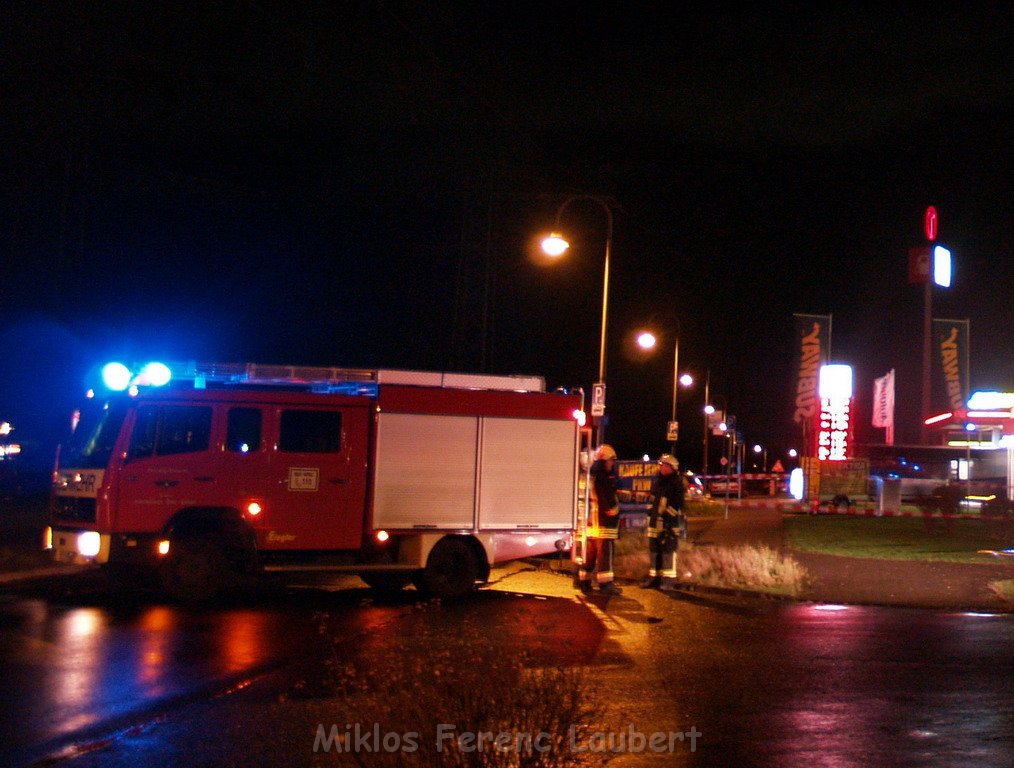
left=61, top=398, right=129, bottom=469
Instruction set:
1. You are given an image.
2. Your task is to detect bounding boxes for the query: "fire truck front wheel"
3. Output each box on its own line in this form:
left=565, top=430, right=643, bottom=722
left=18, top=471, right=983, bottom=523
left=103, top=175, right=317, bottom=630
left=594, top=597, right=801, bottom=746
left=159, top=539, right=229, bottom=602
left=419, top=537, right=480, bottom=600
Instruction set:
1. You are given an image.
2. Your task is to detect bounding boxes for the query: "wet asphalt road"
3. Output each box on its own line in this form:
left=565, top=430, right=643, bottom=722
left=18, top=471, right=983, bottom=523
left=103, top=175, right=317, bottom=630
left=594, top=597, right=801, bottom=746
left=0, top=565, right=1011, bottom=767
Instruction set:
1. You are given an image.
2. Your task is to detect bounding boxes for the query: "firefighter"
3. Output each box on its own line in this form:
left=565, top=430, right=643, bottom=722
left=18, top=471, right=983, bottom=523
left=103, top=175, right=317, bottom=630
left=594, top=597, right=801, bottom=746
left=640, top=453, right=686, bottom=591
left=578, top=443, right=623, bottom=595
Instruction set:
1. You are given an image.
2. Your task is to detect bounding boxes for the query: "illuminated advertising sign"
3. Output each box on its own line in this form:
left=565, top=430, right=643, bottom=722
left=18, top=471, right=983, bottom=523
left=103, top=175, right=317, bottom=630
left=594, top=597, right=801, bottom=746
left=816, top=365, right=853, bottom=461
left=933, top=319, right=970, bottom=411
left=792, top=313, right=831, bottom=428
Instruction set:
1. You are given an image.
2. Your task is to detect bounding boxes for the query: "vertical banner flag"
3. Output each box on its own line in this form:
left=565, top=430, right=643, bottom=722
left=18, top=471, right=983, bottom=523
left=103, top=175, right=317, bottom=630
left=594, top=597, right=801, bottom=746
left=792, top=313, right=831, bottom=455
left=932, top=319, right=970, bottom=412
left=872, top=369, right=896, bottom=445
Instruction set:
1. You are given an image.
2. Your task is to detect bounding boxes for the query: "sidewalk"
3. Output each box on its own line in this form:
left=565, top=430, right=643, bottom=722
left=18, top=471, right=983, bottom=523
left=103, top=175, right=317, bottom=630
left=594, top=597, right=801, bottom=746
left=690, top=507, right=1014, bottom=611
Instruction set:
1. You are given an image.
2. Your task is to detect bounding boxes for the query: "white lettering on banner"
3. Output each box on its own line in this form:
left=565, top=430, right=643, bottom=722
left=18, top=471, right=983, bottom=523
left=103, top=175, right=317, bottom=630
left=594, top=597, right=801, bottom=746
left=288, top=467, right=320, bottom=491
left=793, top=323, right=822, bottom=424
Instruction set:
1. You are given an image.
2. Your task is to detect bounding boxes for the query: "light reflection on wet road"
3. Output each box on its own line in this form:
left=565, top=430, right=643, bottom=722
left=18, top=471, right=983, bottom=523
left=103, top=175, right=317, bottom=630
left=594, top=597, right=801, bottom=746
left=0, top=594, right=318, bottom=764
left=0, top=571, right=1011, bottom=767
left=671, top=601, right=1013, bottom=768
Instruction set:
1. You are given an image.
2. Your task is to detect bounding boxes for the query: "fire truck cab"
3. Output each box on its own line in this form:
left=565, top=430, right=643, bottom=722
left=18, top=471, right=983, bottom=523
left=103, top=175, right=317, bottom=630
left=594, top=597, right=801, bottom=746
left=47, top=363, right=582, bottom=600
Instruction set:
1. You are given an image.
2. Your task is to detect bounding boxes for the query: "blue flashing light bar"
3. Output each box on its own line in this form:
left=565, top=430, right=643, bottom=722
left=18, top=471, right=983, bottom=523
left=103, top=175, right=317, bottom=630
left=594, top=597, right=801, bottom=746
left=101, top=362, right=133, bottom=391
left=100, top=361, right=172, bottom=392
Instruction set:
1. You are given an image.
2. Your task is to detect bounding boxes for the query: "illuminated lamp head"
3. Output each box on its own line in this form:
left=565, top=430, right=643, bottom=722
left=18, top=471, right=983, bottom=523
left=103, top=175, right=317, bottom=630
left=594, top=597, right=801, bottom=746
left=541, top=233, right=569, bottom=257
left=636, top=331, right=657, bottom=350
left=101, top=362, right=132, bottom=391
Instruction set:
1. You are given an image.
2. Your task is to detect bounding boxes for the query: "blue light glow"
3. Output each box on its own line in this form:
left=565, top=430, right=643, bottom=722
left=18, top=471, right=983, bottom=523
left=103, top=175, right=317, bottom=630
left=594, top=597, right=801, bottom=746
left=140, top=362, right=172, bottom=386
left=101, top=362, right=132, bottom=391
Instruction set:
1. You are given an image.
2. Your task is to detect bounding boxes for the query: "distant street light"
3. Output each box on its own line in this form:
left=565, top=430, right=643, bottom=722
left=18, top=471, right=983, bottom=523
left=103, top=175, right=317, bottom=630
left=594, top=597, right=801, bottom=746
left=753, top=443, right=768, bottom=472
left=703, top=387, right=728, bottom=477
left=541, top=195, right=614, bottom=445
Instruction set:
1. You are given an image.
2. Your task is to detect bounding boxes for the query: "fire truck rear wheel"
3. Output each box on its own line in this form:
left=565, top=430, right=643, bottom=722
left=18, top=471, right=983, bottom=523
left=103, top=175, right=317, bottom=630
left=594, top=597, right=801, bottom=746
left=159, top=539, right=229, bottom=602
left=420, top=538, right=479, bottom=599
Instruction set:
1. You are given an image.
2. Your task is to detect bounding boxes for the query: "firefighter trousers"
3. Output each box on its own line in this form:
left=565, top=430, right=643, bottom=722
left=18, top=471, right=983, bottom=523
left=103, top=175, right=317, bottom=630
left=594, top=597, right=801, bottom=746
left=648, top=533, right=678, bottom=582
left=580, top=537, right=616, bottom=585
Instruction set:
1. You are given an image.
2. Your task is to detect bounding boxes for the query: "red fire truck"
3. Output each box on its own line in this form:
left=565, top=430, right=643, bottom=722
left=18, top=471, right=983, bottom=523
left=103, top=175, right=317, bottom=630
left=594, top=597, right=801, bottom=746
left=46, top=362, right=582, bottom=600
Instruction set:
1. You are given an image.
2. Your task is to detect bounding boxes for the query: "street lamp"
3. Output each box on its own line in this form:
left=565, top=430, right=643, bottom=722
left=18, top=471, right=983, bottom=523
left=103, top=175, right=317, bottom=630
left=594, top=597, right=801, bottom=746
left=753, top=444, right=768, bottom=472
left=541, top=195, right=614, bottom=444
left=964, top=422, right=976, bottom=506
left=635, top=328, right=692, bottom=453
left=703, top=387, right=729, bottom=477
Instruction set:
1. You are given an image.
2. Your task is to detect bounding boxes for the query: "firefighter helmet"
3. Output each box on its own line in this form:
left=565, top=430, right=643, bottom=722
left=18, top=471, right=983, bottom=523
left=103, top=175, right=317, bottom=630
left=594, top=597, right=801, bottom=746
left=659, top=454, right=679, bottom=470
left=596, top=444, right=617, bottom=461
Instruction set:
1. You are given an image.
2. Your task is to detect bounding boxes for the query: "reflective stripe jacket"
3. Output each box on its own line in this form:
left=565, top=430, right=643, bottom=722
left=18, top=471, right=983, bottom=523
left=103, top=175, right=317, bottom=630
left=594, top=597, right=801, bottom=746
left=647, top=471, right=685, bottom=538
left=587, top=459, right=621, bottom=539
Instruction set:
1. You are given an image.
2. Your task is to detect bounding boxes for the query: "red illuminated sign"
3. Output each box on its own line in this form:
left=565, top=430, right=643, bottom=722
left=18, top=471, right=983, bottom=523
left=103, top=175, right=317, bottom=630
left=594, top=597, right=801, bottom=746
left=924, top=206, right=938, bottom=242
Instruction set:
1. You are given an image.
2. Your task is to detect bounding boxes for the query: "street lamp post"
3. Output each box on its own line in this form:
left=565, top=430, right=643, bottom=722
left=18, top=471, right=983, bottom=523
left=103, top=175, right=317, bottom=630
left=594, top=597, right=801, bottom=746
left=705, top=389, right=730, bottom=478
left=636, top=329, right=692, bottom=454
left=701, top=369, right=710, bottom=476
left=542, top=196, right=613, bottom=445
left=753, top=444, right=768, bottom=472
left=670, top=335, right=679, bottom=452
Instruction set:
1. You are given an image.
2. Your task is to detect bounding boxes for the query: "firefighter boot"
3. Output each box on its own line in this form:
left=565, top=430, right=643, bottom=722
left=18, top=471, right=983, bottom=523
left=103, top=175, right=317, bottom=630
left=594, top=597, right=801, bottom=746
left=639, top=576, right=662, bottom=589
left=599, top=581, right=623, bottom=596
left=578, top=580, right=595, bottom=595
left=659, top=578, right=680, bottom=593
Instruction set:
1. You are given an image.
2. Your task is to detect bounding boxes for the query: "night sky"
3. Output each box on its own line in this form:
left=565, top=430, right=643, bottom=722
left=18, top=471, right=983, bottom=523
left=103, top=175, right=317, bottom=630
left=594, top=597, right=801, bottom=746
left=1, top=2, right=1011, bottom=471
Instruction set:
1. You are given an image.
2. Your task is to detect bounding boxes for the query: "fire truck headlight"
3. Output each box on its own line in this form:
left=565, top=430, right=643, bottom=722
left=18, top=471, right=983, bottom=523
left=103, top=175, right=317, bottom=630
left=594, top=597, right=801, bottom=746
left=375, top=530, right=390, bottom=543
left=246, top=502, right=262, bottom=517
left=78, top=531, right=101, bottom=558
left=157, top=540, right=171, bottom=556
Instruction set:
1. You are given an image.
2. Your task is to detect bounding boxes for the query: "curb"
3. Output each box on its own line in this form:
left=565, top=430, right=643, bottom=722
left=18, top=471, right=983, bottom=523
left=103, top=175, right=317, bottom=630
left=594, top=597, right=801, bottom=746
left=525, top=555, right=1014, bottom=614
left=734, top=497, right=998, bottom=519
